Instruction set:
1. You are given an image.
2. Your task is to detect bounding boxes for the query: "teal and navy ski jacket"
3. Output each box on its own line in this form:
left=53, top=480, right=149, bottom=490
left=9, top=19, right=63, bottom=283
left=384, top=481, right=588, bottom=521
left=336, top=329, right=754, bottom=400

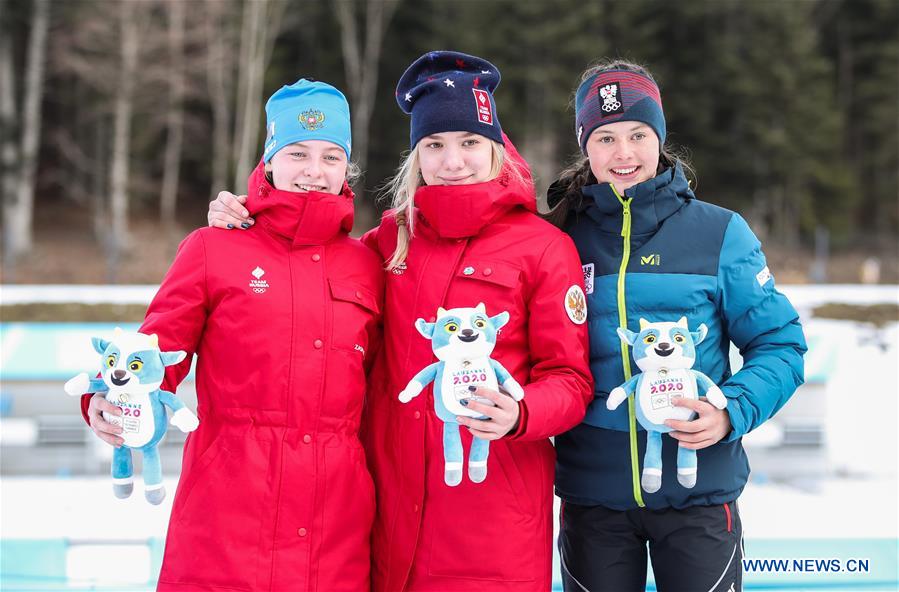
left=554, top=164, right=806, bottom=510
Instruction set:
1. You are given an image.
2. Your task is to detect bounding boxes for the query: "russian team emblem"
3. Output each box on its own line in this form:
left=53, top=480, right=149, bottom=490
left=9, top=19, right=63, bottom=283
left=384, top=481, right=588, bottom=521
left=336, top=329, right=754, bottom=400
left=598, top=82, right=624, bottom=116
left=582, top=263, right=595, bottom=295
left=472, top=88, right=493, bottom=125
left=564, top=285, right=587, bottom=325
left=249, top=266, right=270, bottom=294
left=299, top=109, right=326, bottom=130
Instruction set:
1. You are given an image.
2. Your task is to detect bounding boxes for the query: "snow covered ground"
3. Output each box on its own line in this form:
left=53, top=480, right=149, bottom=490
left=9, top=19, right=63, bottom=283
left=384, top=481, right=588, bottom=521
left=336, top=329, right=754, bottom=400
left=3, top=282, right=896, bottom=307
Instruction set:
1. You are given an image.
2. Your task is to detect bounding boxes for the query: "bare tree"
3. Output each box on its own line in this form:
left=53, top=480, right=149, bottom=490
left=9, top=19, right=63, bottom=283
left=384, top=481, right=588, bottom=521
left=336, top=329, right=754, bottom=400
left=2, top=0, right=50, bottom=272
left=0, top=1, right=18, bottom=253
left=108, top=0, right=142, bottom=275
left=50, top=2, right=123, bottom=250
left=159, top=0, right=185, bottom=227
left=206, top=0, right=237, bottom=197
left=232, top=0, right=287, bottom=189
left=333, top=0, right=399, bottom=178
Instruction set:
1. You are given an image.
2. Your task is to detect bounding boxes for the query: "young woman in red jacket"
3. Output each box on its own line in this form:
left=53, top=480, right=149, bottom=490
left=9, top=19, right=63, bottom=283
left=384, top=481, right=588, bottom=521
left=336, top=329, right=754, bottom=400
left=209, top=52, right=593, bottom=592
left=83, top=80, right=383, bottom=591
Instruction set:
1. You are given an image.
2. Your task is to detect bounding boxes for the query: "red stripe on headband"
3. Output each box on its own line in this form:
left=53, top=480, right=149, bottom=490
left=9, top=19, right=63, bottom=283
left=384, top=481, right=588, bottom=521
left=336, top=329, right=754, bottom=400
left=588, top=71, right=662, bottom=107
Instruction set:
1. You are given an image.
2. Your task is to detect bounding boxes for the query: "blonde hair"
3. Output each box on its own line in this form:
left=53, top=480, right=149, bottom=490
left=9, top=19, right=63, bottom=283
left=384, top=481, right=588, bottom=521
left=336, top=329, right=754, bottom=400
left=382, top=140, right=518, bottom=271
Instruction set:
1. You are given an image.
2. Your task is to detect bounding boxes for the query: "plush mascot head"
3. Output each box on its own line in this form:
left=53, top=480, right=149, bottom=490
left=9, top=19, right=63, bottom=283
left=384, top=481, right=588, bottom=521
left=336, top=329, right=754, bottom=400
left=414, top=303, right=508, bottom=362
left=92, top=327, right=186, bottom=391
left=617, top=317, right=707, bottom=372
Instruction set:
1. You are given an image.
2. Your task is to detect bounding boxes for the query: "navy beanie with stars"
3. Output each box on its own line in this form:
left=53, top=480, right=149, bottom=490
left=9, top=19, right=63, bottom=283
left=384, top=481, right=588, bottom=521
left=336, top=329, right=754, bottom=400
left=396, top=50, right=504, bottom=148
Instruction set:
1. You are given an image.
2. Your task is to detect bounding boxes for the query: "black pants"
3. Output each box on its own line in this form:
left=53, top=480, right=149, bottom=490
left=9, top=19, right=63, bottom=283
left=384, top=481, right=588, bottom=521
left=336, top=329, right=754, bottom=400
left=559, top=500, right=743, bottom=592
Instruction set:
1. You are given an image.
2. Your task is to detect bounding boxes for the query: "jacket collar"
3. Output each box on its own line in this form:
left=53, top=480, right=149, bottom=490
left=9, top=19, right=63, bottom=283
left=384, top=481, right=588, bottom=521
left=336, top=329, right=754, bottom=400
left=579, top=163, right=693, bottom=235
left=413, top=135, right=536, bottom=239
left=244, top=160, right=354, bottom=247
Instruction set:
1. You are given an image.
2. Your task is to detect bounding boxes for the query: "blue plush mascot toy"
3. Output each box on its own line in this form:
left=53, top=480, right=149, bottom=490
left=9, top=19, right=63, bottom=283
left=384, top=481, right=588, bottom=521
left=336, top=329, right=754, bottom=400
left=399, top=304, right=524, bottom=487
left=607, top=317, right=727, bottom=493
left=64, top=328, right=199, bottom=504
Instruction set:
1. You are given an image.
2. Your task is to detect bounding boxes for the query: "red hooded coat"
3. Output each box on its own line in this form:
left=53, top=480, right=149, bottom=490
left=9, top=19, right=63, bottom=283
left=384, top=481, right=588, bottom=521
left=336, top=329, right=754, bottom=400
left=84, top=162, right=383, bottom=591
left=361, top=139, right=592, bottom=592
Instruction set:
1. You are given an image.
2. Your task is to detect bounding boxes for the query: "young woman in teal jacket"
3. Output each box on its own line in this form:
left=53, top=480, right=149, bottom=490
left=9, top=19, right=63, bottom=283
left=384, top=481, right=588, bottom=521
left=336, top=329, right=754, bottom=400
left=547, top=60, right=807, bottom=592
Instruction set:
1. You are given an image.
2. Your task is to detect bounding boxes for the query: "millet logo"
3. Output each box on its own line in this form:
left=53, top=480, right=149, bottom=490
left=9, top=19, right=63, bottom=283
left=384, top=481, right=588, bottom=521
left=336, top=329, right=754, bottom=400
left=640, top=254, right=661, bottom=266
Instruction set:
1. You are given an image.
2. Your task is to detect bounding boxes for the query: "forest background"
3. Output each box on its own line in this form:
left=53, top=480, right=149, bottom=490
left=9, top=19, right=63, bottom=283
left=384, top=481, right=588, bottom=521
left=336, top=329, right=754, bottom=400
left=1, top=0, right=897, bottom=286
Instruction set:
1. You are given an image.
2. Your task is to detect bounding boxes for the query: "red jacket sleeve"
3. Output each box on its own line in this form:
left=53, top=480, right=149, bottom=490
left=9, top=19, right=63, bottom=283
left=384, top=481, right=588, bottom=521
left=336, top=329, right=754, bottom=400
left=140, top=230, right=210, bottom=393
left=80, top=392, right=93, bottom=424
left=359, top=224, right=386, bottom=376
left=363, top=265, right=385, bottom=377
left=79, top=231, right=208, bottom=425
left=510, top=233, right=593, bottom=441
left=360, top=225, right=380, bottom=252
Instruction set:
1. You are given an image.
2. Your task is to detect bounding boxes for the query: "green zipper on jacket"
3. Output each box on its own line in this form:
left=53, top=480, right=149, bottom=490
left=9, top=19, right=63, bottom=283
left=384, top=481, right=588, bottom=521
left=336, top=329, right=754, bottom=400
left=612, top=185, right=645, bottom=508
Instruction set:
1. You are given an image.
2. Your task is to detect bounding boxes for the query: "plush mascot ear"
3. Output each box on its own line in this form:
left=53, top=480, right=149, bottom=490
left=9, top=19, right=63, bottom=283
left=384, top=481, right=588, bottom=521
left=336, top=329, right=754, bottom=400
left=617, top=327, right=638, bottom=345
left=475, top=302, right=487, bottom=314
left=639, top=318, right=650, bottom=331
left=160, top=351, right=187, bottom=366
left=91, top=337, right=110, bottom=354
left=414, top=318, right=436, bottom=339
left=489, top=311, right=510, bottom=330
left=690, top=323, right=708, bottom=345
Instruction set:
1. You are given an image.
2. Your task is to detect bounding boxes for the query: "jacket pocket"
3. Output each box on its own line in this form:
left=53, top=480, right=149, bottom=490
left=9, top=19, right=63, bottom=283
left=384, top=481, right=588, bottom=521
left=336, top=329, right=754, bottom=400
left=450, top=260, right=524, bottom=326
left=425, top=445, right=539, bottom=582
left=454, top=260, right=521, bottom=289
left=169, top=435, right=229, bottom=522
left=323, top=347, right=366, bottom=419
left=318, top=441, right=375, bottom=590
left=329, top=278, right=379, bottom=354
left=161, top=435, right=271, bottom=589
left=493, top=443, right=539, bottom=515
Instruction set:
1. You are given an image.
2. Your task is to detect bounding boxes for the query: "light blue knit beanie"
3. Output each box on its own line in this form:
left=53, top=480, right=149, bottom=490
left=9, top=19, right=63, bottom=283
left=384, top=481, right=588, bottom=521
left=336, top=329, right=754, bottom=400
left=263, top=79, right=351, bottom=162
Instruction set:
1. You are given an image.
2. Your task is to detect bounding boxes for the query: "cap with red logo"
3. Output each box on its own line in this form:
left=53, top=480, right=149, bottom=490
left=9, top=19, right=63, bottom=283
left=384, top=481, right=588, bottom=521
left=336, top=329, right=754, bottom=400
left=396, top=50, right=504, bottom=148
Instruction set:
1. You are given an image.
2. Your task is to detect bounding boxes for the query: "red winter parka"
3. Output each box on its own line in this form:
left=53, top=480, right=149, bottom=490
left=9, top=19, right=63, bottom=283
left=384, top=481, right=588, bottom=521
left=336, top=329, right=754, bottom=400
left=361, top=139, right=593, bottom=592
left=84, top=162, right=383, bottom=591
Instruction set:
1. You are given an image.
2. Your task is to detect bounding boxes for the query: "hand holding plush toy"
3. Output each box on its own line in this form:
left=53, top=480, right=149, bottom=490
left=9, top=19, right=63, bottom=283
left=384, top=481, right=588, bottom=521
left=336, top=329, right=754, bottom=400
left=399, top=303, right=523, bottom=486
left=64, top=328, right=199, bottom=504
left=607, top=317, right=726, bottom=493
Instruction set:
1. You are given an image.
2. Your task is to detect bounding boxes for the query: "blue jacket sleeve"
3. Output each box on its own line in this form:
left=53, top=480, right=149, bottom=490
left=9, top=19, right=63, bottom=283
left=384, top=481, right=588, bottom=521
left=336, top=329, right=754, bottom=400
left=716, top=214, right=806, bottom=440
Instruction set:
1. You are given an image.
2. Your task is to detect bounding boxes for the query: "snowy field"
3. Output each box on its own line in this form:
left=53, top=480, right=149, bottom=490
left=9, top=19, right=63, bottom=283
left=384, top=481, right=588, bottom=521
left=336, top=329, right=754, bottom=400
left=2, top=284, right=897, bottom=590
left=5, top=282, right=896, bottom=307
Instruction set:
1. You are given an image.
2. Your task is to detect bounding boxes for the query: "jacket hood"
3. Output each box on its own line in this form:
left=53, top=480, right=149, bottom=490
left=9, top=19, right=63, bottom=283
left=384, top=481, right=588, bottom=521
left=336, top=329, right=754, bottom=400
left=244, top=160, right=354, bottom=246
left=579, top=163, right=694, bottom=235
left=414, top=133, right=536, bottom=239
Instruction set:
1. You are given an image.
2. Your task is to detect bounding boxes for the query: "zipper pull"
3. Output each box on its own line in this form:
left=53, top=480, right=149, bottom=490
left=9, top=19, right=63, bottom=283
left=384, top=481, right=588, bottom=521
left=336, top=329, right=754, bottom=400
left=621, top=200, right=631, bottom=238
